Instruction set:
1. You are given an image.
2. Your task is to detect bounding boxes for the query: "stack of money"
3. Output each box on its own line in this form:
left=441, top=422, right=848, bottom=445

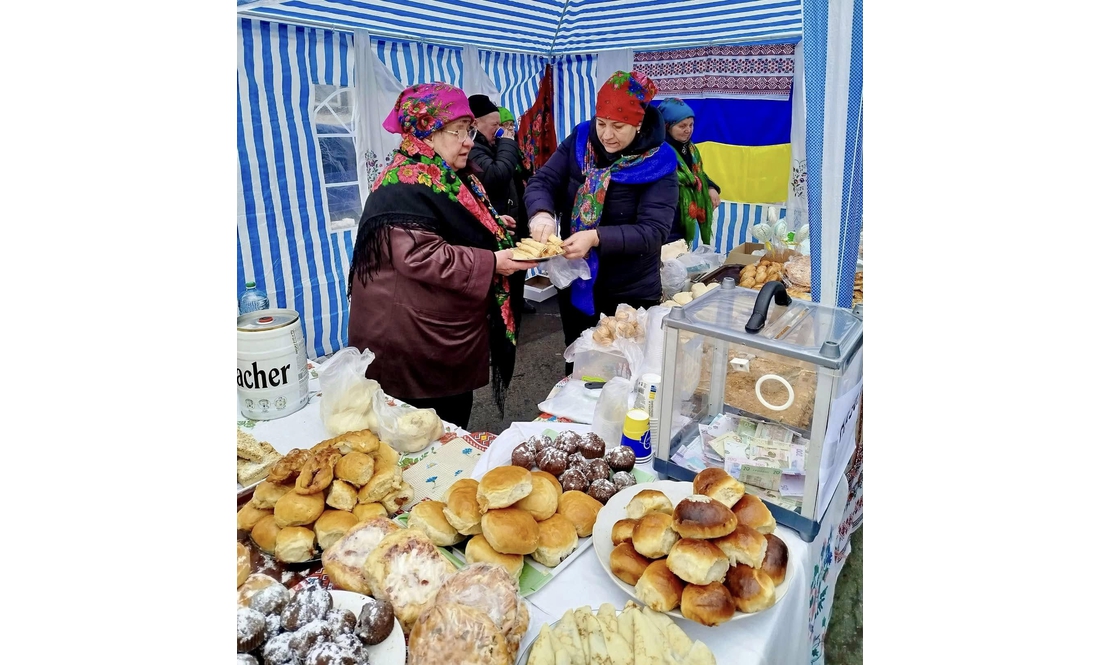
left=723, top=421, right=806, bottom=499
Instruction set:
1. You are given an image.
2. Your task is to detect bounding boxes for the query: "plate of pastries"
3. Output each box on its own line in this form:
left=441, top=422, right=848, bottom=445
left=592, top=468, right=791, bottom=626
left=236, top=429, right=415, bottom=564
left=511, top=235, right=566, bottom=262
left=518, top=602, right=717, bottom=665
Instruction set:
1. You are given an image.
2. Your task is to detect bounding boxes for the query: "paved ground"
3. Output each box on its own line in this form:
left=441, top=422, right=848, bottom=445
left=470, top=295, right=863, bottom=664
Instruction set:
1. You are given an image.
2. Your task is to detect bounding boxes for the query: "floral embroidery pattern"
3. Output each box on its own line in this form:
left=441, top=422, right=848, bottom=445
left=808, top=532, right=835, bottom=665
left=791, top=159, right=808, bottom=201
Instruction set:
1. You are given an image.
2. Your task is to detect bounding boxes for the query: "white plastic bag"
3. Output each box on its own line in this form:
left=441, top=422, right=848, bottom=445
left=364, top=390, right=444, bottom=454
left=319, top=347, right=381, bottom=437
left=661, top=260, right=689, bottom=298
left=546, top=255, right=591, bottom=290
left=638, top=306, right=671, bottom=378
left=537, top=378, right=602, bottom=424
left=564, top=323, right=646, bottom=383
left=676, top=245, right=724, bottom=280
left=591, top=376, right=633, bottom=447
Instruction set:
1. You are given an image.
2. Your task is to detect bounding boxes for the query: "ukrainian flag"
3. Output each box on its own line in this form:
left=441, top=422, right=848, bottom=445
left=676, top=96, right=793, bottom=205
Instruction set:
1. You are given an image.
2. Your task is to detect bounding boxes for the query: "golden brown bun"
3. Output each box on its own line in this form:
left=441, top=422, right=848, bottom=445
left=408, top=500, right=462, bottom=547
left=358, top=461, right=403, bottom=503
left=761, top=533, right=789, bottom=585
left=713, top=524, right=768, bottom=569
left=275, top=526, right=317, bottom=563
left=631, top=512, right=680, bottom=559
left=352, top=502, right=388, bottom=522
left=326, top=479, right=359, bottom=511
left=464, top=534, right=524, bottom=581
left=681, top=582, right=737, bottom=626
left=532, top=514, right=579, bottom=567
left=334, top=451, right=375, bottom=486
left=432, top=564, right=527, bottom=662
left=477, top=466, right=534, bottom=512
left=612, top=518, right=638, bottom=546
left=336, top=429, right=381, bottom=455
left=407, top=602, right=509, bottom=665
left=372, top=442, right=400, bottom=467
left=693, top=468, right=746, bottom=508
left=725, top=563, right=777, bottom=613
left=634, top=559, right=684, bottom=612
left=557, top=490, right=603, bottom=538
left=382, top=481, right=416, bottom=515
left=315, top=509, right=359, bottom=550
left=366, top=529, right=458, bottom=634
left=237, top=543, right=251, bottom=587
left=733, top=494, right=777, bottom=534
left=250, top=515, right=280, bottom=553
left=515, top=472, right=561, bottom=521
left=667, top=538, right=730, bottom=585
left=251, top=481, right=293, bottom=509
left=237, top=502, right=273, bottom=531
left=481, top=508, right=539, bottom=555
left=672, top=495, right=739, bottom=539
left=273, top=490, right=325, bottom=527
left=321, top=517, right=401, bottom=595
left=625, top=489, right=675, bottom=520
left=610, top=542, right=652, bottom=586
left=443, top=479, right=483, bottom=536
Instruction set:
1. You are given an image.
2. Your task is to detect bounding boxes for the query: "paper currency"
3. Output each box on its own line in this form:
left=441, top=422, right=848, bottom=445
left=744, top=485, right=803, bottom=512
left=740, top=465, right=782, bottom=491
left=754, top=422, right=795, bottom=444
left=779, top=473, right=805, bottom=497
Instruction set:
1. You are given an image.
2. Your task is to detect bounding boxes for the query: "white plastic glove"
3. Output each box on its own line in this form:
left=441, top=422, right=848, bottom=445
left=528, top=212, right=556, bottom=242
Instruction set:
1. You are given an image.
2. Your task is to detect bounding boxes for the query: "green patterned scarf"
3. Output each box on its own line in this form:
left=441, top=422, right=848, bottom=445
left=673, top=142, right=714, bottom=244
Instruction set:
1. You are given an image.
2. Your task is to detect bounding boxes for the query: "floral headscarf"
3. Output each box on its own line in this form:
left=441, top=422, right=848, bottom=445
left=382, top=83, right=474, bottom=139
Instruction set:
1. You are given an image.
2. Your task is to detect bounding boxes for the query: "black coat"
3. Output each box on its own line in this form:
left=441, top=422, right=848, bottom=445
left=468, top=133, right=529, bottom=237
left=523, top=106, right=678, bottom=301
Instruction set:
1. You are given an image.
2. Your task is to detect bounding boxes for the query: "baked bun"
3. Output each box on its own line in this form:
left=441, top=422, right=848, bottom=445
left=352, top=502, right=388, bottom=522
left=667, top=538, right=730, bottom=585
left=335, top=429, right=380, bottom=455
left=681, top=582, right=737, bottom=626
left=381, top=481, right=415, bottom=515
left=237, top=542, right=251, bottom=587
left=358, top=461, right=403, bottom=503
left=407, top=602, right=509, bottom=665
left=515, top=471, right=561, bottom=521
left=631, top=512, right=680, bottom=559
left=321, top=517, right=401, bottom=595
left=609, top=542, right=652, bottom=586
left=557, top=490, right=603, bottom=538
left=693, top=468, right=746, bottom=508
left=325, top=479, right=359, bottom=511
left=625, top=490, right=675, bottom=520
left=314, top=509, right=359, bottom=550
left=443, top=479, right=484, bottom=536
left=365, top=529, right=457, bottom=634
left=672, top=495, right=738, bottom=539
left=237, top=573, right=279, bottom=608
left=532, top=513, right=579, bottom=567
left=250, top=515, right=280, bottom=553
left=634, top=559, right=684, bottom=612
left=481, top=508, right=539, bottom=555
left=433, top=564, right=527, bottom=662
left=408, top=500, right=462, bottom=546
left=252, top=481, right=293, bottom=509
left=713, top=524, right=768, bottom=569
left=334, top=452, right=375, bottom=486
left=372, top=442, right=400, bottom=467
left=274, top=526, right=316, bottom=563
left=464, top=534, right=524, bottom=581
left=725, top=563, right=777, bottom=613
left=612, top=518, right=638, bottom=546
left=733, top=494, right=776, bottom=534
left=237, top=501, right=274, bottom=532
left=477, top=466, right=533, bottom=512
left=274, top=490, right=325, bottom=528
left=761, top=533, right=789, bottom=585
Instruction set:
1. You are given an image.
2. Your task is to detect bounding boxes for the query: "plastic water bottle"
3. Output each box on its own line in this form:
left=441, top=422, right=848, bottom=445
left=239, top=281, right=269, bottom=314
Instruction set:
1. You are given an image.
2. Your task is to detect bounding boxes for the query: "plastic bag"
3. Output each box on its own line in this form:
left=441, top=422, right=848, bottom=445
left=364, top=390, right=444, bottom=454
left=675, top=245, right=724, bottom=280
left=546, top=255, right=591, bottom=290
left=565, top=321, right=646, bottom=383
left=661, top=259, right=689, bottom=298
left=638, top=306, right=671, bottom=378
left=591, top=377, right=633, bottom=447
left=319, top=347, right=381, bottom=437
left=537, top=378, right=602, bottom=424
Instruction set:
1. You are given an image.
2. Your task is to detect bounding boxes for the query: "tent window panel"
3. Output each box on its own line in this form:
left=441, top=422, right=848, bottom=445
left=312, top=83, right=360, bottom=234
left=319, top=136, right=358, bottom=185
left=325, top=184, right=362, bottom=232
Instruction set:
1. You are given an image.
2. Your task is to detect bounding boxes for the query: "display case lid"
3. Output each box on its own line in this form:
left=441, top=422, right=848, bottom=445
left=663, top=280, right=863, bottom=369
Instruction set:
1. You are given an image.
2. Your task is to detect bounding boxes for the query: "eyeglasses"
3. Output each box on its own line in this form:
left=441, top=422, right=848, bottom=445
left=441, top=127, right=478, bottom=141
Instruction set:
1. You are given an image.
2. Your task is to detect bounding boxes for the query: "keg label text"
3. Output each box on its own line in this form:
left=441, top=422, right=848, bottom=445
left=238, top=362, right=292, bottom=390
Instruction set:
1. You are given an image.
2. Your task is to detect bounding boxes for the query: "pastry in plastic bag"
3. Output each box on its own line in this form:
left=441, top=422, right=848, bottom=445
left=407, top=602, right=509, bottom=665
left=367, top=390, right=444, bottom=453
left=431, top=563, right=529, bottom=662
left=319, top=347, right=381, bottom=437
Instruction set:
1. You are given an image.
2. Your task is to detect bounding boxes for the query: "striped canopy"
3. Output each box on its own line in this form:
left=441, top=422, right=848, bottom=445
left=236, top=0, right=803, bottom=55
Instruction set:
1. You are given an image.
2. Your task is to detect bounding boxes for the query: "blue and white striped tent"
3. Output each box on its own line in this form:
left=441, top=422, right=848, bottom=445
left=236, top=0, right=861, bottom=359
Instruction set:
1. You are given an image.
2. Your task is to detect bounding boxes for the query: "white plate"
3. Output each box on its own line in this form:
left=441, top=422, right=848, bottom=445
left=591, top=480, right=791, bottom=623
left=329, top=590, right=406, bottom=665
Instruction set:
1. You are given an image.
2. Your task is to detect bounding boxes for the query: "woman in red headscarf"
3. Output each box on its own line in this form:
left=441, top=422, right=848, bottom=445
left=347, top=83, right=536, bottom=427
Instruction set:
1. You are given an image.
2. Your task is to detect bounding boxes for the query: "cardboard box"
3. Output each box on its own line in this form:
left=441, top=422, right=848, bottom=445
left=725, top=242, right=766, bottom=266
left=524, top=275, right=557, bottom=302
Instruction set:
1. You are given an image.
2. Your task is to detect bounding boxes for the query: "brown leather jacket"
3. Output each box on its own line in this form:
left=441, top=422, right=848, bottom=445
left=348, top=228, right=496, bottom=400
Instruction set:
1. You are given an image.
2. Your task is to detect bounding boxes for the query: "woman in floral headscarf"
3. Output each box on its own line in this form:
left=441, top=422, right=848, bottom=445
left=656, top=97, right=721, bottom=245
left=524, top=71, right=678, bottom=362
left=347, top=83, right=536, bottom=427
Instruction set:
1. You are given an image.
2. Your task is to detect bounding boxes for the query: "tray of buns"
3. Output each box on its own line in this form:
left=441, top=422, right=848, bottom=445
left=591, top=472, right=791, bottom=626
